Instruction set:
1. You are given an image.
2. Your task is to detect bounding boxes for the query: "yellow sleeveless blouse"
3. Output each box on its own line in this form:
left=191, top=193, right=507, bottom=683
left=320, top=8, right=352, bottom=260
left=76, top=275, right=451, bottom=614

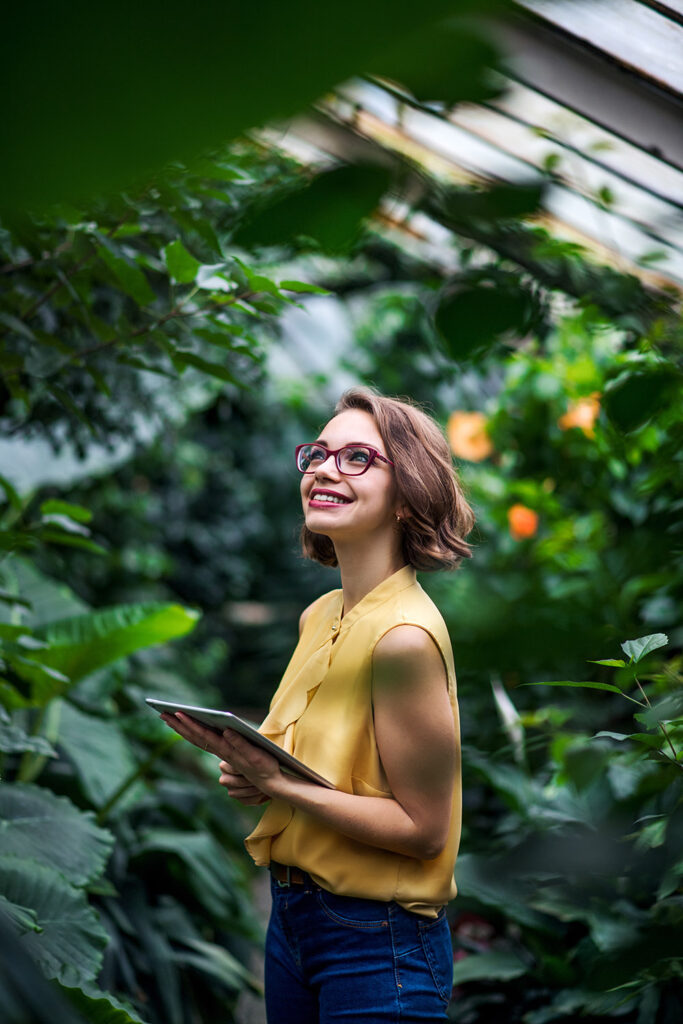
left=244, top=564, right=461, bottom=918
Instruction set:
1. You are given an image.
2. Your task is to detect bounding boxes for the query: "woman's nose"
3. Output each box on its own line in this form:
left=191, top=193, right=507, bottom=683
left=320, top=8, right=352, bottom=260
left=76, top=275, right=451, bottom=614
left=315, top=453, right=339, bottom=476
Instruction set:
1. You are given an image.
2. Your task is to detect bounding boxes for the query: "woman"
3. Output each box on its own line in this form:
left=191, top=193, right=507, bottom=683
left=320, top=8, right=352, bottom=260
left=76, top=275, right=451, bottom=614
left=161, top=385, right=475, bottom=1022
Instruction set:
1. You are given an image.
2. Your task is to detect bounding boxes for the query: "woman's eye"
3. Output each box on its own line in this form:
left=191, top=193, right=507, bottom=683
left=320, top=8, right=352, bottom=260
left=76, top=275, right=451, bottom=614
left=308, top=447, right=327, bottom=462
left=347, top=448, right=370, bottom=462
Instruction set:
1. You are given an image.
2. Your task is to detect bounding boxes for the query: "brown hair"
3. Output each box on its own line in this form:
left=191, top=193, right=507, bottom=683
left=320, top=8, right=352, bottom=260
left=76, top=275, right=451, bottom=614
left=300, top=386, right=475, bottom=571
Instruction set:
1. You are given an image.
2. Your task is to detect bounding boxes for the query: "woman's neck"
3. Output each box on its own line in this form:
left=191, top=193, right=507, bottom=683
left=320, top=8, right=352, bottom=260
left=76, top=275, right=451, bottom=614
left=335, top=541, right=407, bottom=618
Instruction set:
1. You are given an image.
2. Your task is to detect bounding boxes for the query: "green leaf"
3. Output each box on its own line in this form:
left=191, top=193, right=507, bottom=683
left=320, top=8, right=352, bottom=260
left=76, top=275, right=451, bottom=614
left=603, top=368, right=681, bottom=432
left=454, top=852, right=557, bottom=932
left=234, top=164, right=392, bottom=254
left=0, top=855, right=109, bottom=985
left=174, top=350, right=240, bottom=385
left=451, top=950, right=528, bottom=984
left=0, top=893, right=42, bottom=935
left=132, top=829, right=243, bottom=920
left=377, top=22, right=502, bottom=106
left=31, top=602, right=200, bottom=683
left=40, top=514, right=91, bottom=537
left=195, top=264, right=233, bottom=292
left=0, top=717, right=57, bottom=756
left=279, top=279, right=332, bottom=295
left=97, top=237, right=156, bottom=307
left=38, top=530, right=107, bottom=555
left=435, top=282, right=539, bottom=361
left=3, top=558, right=87, bottom=627
left=587, top=659, right=627, bottom=668
left=58, top=984, right=150, bottom=1024
left=0, top=473, right=23, bottom=511
left=49, top=386, right=98, bottom=433
left=0, top=783, right=114, bottom=886
left=58, top=702, right=144, bottom=810
left=175, top=938, right=262, bottom=993
left=0, top=312, right=38, bottom=344
left=115, top=356, right=179, bottom=379
left=639, top=691, right=683, bottom=728
left=163, top=240, right=201, bottom=284
left=39, top=501, right=92, bottom=524
left=0, top=588, right=32, bottom=609
left=529, top=680, right=623, bottom=693
left=434, top=182, right=544, bottom=226
left=620, top=634, right=668, bottom=663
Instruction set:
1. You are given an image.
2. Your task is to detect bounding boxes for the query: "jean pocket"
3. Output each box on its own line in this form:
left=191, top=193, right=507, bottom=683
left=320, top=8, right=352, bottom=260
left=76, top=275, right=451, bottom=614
left=419, top=912, right=453, bottom=1004
left=317, top=889, right=389, bottom=929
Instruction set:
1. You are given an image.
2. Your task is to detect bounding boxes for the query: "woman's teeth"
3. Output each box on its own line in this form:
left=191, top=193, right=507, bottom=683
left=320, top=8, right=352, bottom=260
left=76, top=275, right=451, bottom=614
left=312, top=494, right=349, bottom=504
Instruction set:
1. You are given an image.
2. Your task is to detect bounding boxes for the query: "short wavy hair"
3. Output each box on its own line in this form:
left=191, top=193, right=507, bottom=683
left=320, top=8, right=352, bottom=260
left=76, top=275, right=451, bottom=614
left=300, top=386, right=475, bottom=571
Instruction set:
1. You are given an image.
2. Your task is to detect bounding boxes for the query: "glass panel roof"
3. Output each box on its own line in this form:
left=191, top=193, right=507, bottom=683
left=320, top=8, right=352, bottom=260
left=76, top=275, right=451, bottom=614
left=268, top=0, right=683, bottom=290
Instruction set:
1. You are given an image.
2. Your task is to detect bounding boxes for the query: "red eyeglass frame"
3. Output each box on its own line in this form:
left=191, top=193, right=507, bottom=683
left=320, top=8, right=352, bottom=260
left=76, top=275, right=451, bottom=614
left=295, top=443, right=394, bottom=476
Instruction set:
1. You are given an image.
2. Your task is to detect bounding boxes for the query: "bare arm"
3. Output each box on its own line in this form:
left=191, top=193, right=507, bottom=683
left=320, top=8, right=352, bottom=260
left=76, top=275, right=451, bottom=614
left=217, top=624, right=456, bottom=860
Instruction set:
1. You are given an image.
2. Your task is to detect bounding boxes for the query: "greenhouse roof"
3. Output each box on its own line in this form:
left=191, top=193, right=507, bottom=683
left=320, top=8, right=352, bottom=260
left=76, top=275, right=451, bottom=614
left=268, top=0, right=683, bottom=290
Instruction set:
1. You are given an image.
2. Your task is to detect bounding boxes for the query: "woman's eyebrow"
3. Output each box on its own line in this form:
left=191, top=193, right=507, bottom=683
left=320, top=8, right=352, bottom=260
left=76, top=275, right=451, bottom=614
left=314, top=439, right=374, bottom=447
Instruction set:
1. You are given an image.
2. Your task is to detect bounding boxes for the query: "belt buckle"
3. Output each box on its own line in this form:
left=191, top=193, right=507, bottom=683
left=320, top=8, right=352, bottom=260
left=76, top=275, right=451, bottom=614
left=276, top=864, right=292, bottom=888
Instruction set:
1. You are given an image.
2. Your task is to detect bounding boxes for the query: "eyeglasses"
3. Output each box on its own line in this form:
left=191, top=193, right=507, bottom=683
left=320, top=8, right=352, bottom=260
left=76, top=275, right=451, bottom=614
left=295, top=443, right=394, bottom=476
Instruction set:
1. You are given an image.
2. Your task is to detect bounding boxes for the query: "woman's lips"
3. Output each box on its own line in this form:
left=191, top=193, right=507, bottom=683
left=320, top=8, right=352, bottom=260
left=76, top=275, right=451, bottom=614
left=308, top=494, right=352, bottom=509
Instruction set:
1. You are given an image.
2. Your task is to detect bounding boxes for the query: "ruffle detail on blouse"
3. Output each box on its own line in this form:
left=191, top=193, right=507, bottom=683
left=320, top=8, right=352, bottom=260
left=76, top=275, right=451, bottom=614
left=258, top=641, right=333, bottom=745
left=244, top=638, right=334, bottom=864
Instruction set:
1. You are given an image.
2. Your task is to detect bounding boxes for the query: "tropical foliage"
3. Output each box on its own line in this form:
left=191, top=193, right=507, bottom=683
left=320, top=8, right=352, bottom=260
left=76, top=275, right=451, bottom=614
left=1, top=6, right=682, bottom=1023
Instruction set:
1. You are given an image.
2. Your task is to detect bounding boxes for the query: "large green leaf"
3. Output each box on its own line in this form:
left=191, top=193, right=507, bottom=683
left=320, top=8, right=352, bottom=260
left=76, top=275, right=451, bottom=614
left=603, top=367, right=681, bottom=433
left=0, top=783, right=114, bottom=886
left=454, top=853, right=559, bottom=932
left=0, top=856, right=109, bottom=985
left=234, top=164, right=392, bottom=253
left=3, top=1, right=487, bottom=210
left=31, top=602, right=200, bottom=682
left=0, top=908, right=88, bottom=1024
left=435, top=280, right=540, bottom=361
left=0, top=893, right=42, bottom=935
left=451, top=949, right=528, bottom=984
left=132, top=829, right=243, bottom=921
left=0, top=558, right=87, bottom=628
left=57, top=702, right=145, bottom=810
left=0, top=715, right=57, bottom=756
left=59, top=984, right=149, bottom=1024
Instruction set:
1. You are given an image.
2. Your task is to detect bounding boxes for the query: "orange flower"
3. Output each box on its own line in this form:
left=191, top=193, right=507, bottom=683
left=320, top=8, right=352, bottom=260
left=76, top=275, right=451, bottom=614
left=558, top=392, right=601, bottom=437
left=508, top=504, right=539, bottom=540
left=447, top=411, right=493, bottom=462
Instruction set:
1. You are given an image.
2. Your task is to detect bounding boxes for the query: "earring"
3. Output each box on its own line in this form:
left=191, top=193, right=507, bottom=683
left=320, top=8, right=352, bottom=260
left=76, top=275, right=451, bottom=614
left=395, top=513, right=401, bottom=522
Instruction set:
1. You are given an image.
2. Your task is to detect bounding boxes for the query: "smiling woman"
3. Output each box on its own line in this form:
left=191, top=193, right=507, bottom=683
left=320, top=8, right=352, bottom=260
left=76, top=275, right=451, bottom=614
left=161, top=385, right=475, bottom=1023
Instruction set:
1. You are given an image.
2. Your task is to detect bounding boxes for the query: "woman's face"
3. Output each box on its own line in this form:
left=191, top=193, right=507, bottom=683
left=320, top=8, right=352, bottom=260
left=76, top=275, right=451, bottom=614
left=300, top=409, right=400, bottom=543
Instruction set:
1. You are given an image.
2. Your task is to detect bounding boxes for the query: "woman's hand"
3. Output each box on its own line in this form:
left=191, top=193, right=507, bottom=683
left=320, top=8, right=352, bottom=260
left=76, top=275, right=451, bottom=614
left=219, top=730, right=284, bottom=799
left=159, top=711, right=277, bottom=804
left=218, top=762, right=270, bottom=805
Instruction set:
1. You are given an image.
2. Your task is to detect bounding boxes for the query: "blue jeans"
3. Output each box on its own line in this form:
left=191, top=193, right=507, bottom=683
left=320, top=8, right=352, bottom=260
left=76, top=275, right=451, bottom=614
left=265, top=872, right=453, bottom=1023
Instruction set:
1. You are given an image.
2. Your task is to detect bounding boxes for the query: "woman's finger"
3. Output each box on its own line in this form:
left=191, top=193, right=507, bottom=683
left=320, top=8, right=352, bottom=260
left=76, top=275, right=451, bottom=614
left=160, top=712, right=229, bottom=756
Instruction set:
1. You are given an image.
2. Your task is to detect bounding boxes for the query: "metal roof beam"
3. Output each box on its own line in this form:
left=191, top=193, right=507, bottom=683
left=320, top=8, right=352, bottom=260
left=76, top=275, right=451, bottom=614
left=501, top=14, right=683, bottom=171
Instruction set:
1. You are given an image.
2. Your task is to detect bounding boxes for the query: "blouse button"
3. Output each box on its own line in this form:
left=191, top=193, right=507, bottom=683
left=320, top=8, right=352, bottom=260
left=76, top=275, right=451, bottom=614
left=331, top=620, right=339, bottom=631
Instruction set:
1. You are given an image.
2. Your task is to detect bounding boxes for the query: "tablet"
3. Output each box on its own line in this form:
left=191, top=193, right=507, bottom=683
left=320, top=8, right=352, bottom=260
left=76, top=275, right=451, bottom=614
left=145, top=697, right=335, bottom=789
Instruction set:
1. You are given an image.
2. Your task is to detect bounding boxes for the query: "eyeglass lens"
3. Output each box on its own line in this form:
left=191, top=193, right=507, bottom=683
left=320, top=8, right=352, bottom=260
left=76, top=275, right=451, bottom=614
left=297, top=445, right=373, bottom=475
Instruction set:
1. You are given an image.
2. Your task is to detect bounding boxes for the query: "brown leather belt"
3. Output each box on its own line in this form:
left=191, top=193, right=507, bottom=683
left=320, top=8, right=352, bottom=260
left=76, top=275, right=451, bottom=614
left=269, top=861, right=307, bottom=886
